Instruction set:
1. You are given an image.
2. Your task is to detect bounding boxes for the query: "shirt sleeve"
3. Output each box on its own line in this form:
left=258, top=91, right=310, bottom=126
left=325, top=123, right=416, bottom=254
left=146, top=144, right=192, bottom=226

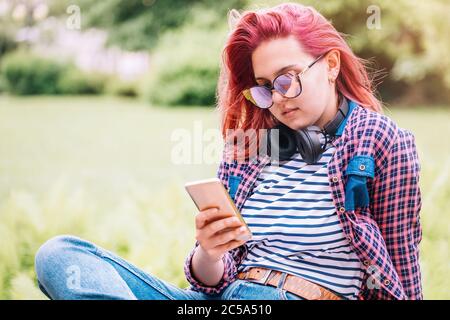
left=370, top=129, right=423, bottom=299
left=183, top=241, right=238, bottom=295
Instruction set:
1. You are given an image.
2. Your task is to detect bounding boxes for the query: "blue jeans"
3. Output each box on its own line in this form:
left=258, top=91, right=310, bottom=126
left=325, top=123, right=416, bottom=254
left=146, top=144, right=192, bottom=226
left=35, top=235, right=303, bottom=300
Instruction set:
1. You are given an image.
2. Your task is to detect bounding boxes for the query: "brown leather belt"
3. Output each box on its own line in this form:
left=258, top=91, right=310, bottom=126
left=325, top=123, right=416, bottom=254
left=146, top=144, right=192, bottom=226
left=237, top=267, right=343, bottom=300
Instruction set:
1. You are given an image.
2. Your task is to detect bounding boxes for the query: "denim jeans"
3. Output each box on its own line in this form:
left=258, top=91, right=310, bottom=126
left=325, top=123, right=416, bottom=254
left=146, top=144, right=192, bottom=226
left=34, top=235, right=303, bottom=300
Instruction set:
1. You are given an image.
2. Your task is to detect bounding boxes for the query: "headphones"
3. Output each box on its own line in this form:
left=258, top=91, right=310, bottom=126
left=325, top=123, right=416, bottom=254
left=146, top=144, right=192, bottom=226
left=267, top=94, right=349, bottom=164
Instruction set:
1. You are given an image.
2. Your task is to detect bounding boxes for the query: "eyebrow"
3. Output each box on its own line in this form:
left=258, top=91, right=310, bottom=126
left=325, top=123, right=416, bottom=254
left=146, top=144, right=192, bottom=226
left=255, top=64, right=299, bottom=81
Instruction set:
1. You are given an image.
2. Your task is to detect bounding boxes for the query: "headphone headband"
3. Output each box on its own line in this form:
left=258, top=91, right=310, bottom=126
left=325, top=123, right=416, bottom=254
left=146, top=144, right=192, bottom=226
left=323, top=94, right=349, bottom=136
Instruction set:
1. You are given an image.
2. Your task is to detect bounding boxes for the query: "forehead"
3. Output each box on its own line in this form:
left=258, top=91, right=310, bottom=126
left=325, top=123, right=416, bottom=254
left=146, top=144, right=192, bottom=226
left=251, top=36, right=312, bottom=80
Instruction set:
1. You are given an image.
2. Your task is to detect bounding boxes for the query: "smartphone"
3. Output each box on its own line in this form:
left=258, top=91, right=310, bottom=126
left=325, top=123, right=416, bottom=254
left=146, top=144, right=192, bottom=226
left=184, top=178, right=252, bottom=241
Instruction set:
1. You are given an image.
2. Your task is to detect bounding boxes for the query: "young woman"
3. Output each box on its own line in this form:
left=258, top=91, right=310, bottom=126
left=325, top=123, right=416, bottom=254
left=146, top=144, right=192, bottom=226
left=35, top=3, right=422, bottom=300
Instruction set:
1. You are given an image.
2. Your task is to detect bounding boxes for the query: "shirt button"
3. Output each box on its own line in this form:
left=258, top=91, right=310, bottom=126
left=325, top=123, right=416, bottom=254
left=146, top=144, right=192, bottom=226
left=331, top=176, right=339, bottom=183
left=384, top=279, right=391, bottom=286
left=359, top=164, right=366, bottom=171
left=346, top=236, right=352, bottom=242
left=339, top=207, right=345, bottom=213
left=363, top=260, right=370, bottom=266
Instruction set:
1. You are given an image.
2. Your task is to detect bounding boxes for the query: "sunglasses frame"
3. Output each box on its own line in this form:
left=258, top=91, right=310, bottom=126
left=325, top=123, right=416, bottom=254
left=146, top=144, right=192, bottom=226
left=243, top=52, right=327, bottom=109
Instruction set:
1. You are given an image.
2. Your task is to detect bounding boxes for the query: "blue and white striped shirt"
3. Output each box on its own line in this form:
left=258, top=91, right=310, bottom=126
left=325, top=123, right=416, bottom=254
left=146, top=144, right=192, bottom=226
left=238, top=146, right=365, bottom=300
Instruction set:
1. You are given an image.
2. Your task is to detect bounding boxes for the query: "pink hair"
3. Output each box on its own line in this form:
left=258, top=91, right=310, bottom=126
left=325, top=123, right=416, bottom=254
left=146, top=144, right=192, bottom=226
left=217, top=2, right=383, bottom=141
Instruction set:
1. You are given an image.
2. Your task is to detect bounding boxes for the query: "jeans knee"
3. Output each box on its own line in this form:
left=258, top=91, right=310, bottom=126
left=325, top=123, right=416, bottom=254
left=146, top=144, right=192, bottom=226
left=34, top=235, right=94, bottom=285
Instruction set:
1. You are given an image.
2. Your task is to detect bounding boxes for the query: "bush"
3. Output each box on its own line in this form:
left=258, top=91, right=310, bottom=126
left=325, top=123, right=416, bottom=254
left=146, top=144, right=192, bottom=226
left=57, top=67, right=106, bottom=95
left=1, top=51, right=66, bottom=95
left=142, top=7, right=227, bottom=106
left=105, top=77, right=139, bottom=97
left=0, top=50, right=107, bottom=95
left=147, top=65, right=218, bottom=106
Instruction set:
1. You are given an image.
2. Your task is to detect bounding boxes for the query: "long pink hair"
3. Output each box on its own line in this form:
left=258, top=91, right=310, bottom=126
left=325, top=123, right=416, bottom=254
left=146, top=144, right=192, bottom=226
left=217, top=2, right=383, bottom=142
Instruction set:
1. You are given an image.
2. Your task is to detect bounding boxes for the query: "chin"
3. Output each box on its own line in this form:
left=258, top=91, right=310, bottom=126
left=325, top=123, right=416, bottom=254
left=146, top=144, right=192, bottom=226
left=285, top=117, right=312, bottom=131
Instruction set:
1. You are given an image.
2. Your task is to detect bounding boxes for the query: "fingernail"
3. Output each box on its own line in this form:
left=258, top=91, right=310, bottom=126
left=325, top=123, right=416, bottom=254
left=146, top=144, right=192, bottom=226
left=239, top=226, right=246, bottom=232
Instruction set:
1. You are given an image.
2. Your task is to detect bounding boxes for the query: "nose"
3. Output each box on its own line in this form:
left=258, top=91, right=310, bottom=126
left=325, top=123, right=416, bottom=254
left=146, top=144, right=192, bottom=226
left=271, top=90, right=287, bottom=105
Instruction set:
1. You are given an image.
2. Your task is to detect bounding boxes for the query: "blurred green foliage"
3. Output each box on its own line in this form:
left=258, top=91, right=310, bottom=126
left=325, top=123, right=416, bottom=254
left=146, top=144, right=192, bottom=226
left=1, top=51, right=66, bottom=95
left=0, top=28, right=17, bottom=59
left=141, top=6, right=227, bottom=106
left=291, top=0, right=450, bottom=104
left=78, top=0, right=450, bottom=106
left=69, top=0, right=245, bottom=105
left=1, top=51, right=106, bottom=95
left=2, top=0, right=449, bottom=105
left=57, top=66, right=106, bottom=95
left=105, top=77, right=139, bottom=97
left=72, top=0, right=247, bottom=51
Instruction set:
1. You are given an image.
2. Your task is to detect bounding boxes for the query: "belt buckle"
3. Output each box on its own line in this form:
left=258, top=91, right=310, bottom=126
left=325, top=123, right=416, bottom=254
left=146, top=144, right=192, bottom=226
left=251, top=269, right=273, bottom=285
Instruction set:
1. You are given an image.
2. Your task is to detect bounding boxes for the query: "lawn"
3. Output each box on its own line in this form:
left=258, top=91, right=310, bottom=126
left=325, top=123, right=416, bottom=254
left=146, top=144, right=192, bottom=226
left=0, top=95, right=448, bottom=299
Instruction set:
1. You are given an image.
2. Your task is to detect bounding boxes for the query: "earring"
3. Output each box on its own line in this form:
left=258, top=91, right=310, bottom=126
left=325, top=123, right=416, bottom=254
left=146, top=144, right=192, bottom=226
left=329, top=70, right=338, bottom=83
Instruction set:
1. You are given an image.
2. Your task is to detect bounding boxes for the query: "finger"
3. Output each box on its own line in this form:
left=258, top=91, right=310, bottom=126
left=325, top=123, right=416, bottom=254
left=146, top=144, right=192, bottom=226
left=202, top=216, right=243, bottom=239
left=195, top=207, right=218, bottom=229
left=210, top=225, right=248, bottom=247
left=196, top=207, right=233, bottom=229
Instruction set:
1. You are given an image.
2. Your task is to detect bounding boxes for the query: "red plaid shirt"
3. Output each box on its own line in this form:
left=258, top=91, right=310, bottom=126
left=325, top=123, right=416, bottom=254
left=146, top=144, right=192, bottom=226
left=184, top=102, right=423, bottom=300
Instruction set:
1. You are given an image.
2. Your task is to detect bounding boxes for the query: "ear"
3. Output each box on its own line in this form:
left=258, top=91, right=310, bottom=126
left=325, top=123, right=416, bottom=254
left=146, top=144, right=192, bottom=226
left=325, top=49, right=341, bottom=81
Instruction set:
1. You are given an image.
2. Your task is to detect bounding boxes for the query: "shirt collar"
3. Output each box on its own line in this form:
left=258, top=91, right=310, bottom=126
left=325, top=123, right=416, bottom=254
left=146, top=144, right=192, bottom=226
left=335, top=100, right=358, bottom=137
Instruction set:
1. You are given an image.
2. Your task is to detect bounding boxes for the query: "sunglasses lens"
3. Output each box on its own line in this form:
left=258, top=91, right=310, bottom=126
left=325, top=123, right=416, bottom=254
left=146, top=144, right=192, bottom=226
left=249, top=86, right=273, bottom=108
left=274, top=73, right=301, bottom=98
left=244, top=73, right=302, bottom=108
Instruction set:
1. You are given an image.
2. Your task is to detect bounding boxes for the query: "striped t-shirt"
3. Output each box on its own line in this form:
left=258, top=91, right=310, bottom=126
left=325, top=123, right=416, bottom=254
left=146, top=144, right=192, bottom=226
left=238, top=145, right=365, bottom=300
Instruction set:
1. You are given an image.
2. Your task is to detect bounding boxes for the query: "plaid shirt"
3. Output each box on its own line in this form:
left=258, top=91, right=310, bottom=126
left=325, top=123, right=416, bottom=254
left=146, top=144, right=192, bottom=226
left=184, top=102, right=423, bottom=300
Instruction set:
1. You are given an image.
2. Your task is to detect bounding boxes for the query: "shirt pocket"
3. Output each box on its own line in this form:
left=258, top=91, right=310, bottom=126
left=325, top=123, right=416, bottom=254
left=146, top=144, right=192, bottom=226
left=344, top=155, right=375, bottom=211
left=228, top=175, right=242, bottom=201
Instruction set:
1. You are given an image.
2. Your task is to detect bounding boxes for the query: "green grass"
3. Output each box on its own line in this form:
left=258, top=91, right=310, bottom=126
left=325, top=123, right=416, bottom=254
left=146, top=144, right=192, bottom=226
left=0, top=95, right=448, bottom=299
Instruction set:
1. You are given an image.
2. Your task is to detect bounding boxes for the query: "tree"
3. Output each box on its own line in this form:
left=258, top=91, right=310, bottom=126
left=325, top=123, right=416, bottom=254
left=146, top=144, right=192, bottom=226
left=67, top=0, right=247, bottom=51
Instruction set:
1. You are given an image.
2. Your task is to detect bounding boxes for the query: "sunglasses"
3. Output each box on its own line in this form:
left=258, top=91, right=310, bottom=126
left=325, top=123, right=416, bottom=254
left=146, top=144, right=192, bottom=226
left=242, top=53, right=326, bottom=109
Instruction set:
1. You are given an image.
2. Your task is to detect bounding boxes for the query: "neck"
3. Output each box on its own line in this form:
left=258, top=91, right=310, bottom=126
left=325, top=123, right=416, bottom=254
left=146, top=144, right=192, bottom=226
left=315, top=91, right=340, bottom=129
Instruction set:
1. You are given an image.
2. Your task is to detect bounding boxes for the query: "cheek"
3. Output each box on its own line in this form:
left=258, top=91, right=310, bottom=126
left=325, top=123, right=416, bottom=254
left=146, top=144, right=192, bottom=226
left=268, top=108, right=279, bottom=119
left=299, top=72, right=329, bottom=111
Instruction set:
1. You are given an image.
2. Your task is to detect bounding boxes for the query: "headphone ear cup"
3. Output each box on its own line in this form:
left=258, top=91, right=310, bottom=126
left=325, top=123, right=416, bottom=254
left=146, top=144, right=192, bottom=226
left=296, top=128, right=323, bottom=164
left=268, top=124, right=298, bottom=161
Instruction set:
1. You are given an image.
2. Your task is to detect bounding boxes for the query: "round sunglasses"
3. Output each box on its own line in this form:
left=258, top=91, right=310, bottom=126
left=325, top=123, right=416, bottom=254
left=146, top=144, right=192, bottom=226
left=242, top=53, right=326, bottom=109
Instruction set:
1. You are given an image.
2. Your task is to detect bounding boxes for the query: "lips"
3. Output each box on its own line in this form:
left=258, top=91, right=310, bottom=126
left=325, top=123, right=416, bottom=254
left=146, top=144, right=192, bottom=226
left=282, top=108, right=298, bottom=116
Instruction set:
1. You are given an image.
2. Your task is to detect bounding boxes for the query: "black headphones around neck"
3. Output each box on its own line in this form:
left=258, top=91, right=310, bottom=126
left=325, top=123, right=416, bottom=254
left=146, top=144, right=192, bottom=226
left=267, top=94, right=349, bottom=164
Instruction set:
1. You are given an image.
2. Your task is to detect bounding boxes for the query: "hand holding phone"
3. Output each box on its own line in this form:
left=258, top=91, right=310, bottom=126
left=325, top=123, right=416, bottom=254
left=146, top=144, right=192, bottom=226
left=185, top=178, right=252, bottom=262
